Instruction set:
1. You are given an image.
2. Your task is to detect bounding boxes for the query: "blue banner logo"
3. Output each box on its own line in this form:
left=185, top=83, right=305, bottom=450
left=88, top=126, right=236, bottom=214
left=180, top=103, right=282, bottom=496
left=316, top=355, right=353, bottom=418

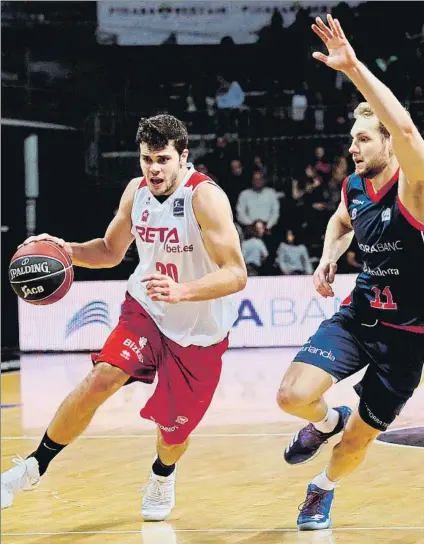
left=65, top=301, right=111, bottom=338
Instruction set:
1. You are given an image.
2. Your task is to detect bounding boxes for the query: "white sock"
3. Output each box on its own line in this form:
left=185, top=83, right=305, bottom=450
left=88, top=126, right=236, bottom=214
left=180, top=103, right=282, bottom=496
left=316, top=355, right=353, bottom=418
left=313, top=408, right=340, bottom=433
left=311, top=468, right=337, bottom=491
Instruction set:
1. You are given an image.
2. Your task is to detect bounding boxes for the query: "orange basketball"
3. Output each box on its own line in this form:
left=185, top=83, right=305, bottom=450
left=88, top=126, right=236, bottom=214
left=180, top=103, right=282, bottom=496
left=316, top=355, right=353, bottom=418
left=9, top=240, right=74, bottom=305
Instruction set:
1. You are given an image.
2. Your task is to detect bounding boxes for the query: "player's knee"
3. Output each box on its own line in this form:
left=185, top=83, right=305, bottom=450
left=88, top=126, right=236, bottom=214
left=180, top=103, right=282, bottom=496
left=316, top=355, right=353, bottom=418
left=160, top=437, right=185, bottom=448
left=158, top=430, right=190, bottom=448
left=276, top=384, right=312, bottom=411
left=277, top=362, right=332, bottom=411
left=87, top=362, right=128, bottom=396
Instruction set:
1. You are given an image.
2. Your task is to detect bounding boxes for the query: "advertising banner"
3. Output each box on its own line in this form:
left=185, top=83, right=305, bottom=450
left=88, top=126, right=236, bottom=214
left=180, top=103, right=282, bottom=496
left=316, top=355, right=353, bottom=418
left=19, top=275, right=356, bottom=351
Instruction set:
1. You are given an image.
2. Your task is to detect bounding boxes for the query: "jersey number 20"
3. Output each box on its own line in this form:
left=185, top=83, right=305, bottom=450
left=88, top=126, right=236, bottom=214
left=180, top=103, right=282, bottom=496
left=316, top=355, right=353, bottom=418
left=156, top=262, right=179, bottom=282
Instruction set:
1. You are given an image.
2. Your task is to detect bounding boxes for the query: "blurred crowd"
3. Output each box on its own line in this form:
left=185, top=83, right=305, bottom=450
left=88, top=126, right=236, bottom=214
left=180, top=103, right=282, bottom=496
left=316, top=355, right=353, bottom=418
left=194, top=138, right=362, bottom=277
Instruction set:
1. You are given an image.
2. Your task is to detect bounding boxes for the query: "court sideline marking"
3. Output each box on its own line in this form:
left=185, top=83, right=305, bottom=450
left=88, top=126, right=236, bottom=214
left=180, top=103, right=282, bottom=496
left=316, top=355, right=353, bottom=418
left=1, top=433, right=294, bottom=439
left=2, top=527, right=424, bottom=536
left=1, top=425, right=421, bottom=441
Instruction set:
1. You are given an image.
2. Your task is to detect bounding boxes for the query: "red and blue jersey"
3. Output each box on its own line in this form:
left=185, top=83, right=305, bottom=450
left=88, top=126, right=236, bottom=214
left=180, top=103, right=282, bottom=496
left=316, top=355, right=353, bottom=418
left=342, top=169, right=424, bottom=332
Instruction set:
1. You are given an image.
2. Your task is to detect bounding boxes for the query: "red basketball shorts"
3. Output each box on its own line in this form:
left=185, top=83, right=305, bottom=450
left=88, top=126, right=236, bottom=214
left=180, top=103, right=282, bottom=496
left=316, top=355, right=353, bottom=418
left=91, top=292, right=229, bottom=444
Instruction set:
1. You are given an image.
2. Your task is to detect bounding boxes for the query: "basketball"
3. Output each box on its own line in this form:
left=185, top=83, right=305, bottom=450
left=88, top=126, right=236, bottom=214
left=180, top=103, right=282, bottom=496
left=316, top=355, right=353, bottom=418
left=9, top=240, right=74, bottom=305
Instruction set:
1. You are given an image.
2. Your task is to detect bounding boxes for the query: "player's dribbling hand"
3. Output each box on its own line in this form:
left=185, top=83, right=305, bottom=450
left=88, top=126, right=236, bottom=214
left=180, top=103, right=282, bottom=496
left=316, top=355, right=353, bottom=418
left=18, top=233, right=73, bottom=258
left=313, top=261, right=337, bottom=298
left=142, top=273, right=187, bottom=304
left=311, top=14, right=358, bottom=73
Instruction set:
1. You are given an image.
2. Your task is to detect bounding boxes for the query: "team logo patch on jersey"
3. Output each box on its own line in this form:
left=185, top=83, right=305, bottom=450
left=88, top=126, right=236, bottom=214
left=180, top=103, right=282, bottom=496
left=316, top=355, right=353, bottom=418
left=382, top=208, right=391, bottom=222
left=173, top=198, right=185, bottom=217
left=141, top=209, right=150, bottom=222
left=351, top=208, right=357, bottom=220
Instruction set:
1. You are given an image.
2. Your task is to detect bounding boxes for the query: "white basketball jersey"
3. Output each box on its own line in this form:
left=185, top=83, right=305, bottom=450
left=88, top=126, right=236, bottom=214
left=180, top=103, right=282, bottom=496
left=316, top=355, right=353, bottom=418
left=127, top=165, right=239, bottom=347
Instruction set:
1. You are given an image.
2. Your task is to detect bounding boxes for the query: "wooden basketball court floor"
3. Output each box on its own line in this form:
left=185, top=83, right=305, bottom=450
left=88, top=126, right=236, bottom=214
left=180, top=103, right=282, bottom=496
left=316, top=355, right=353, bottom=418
left=1, top=348, right=423, bottom=543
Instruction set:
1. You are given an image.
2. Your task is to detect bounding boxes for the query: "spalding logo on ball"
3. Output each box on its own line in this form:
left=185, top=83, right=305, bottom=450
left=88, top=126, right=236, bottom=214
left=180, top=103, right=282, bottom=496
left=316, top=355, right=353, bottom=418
left=9, top=240, right=74, bottom=305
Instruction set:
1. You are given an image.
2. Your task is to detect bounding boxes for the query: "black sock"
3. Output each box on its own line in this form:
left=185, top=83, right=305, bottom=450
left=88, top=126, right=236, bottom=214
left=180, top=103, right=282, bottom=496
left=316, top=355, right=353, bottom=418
left=28, top=432, right=67, bottom=476
left=152, top=457, right=175, bottom=477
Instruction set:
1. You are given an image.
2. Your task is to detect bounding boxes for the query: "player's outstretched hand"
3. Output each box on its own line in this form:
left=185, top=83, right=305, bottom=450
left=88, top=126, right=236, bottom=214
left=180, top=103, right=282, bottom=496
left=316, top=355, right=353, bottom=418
left=18, top=233, right=73, bottom=257
left=143, top=273, right=187, bottom=304
left=312, top=14, right=358, bottom=73
left=313, top=261, right=337, bottom=298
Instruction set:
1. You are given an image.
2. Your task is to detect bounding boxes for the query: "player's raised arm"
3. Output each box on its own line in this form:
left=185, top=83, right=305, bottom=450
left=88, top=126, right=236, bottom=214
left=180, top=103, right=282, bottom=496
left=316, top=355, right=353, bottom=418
left=70, top=178, right=138, bottom=268
left=312, top=15, right=424, bottom=189
left=183, top=184, right=247, bottom=302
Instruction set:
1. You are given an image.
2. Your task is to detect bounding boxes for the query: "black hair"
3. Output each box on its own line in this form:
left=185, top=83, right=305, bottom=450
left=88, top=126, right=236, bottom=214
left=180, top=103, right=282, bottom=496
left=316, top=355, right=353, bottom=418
left=245, top=220, right=266, bottom=239
left=135, top=114, right=188, bottom=155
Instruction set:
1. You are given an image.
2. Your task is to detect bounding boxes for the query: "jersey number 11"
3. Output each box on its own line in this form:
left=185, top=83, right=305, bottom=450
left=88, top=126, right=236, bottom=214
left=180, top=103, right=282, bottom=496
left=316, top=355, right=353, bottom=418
left=370, top=286, right=397, bottom=310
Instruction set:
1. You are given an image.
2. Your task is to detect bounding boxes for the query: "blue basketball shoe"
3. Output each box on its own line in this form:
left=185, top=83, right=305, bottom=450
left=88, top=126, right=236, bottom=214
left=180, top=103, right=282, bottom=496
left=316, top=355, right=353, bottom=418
left=297, top=483, right=334, bottom=530
left=284, top=406, right=352, bottom=465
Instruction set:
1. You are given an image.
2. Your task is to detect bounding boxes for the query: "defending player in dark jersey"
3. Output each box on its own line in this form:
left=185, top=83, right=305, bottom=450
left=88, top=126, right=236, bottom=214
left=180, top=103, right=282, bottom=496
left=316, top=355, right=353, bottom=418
left=341, top=157, right=424, bottom=330
left=276, top=15, right=424, bottom=530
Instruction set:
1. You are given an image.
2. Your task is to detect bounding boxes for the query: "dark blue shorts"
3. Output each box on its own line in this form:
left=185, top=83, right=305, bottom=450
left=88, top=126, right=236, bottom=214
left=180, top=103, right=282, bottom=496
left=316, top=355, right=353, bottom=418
left=293, top=307, right=424, bottom=431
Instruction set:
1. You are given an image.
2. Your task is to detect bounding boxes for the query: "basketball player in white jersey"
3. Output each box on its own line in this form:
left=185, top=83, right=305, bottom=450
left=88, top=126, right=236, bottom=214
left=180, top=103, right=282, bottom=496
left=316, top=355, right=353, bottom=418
left=1, top=115, right=247, bottom=520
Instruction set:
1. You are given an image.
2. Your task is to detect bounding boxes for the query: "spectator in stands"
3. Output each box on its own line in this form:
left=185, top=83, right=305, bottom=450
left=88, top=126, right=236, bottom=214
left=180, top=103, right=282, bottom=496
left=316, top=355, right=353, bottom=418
left=241, top=220, right=269, bottom=276
left=332, top=155, right=349, bottom=184
left=194, top=161, right=219, bottom=184
left=215, top=74, right=245, bottom=133
left=202, top=134, right=235, bottom=182
left=215, top=74, right=245, bottom=110
left=251, top=154, right=267, bottom=178
left=275, top=229, right=313, bottom=275
left=222, top=158, right=250, bottom=212
left=292, top=165, right=323, bottom=210
left=307, top=164, right=333, bottom=241
left=291, top=164, right=327, bottom=254
left=236, top=170, right=280, bottom=234
left=320, top=155, right=347, bottom=211
left=291, top=81, right=310, bottom=132
left=313, top=146, right=332, bottom=183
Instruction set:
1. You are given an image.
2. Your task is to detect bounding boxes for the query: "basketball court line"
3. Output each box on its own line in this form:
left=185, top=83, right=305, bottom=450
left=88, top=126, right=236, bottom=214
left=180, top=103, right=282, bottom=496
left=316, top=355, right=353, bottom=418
left=1, top=425, right=420, bottom=441
left=374, top=440, right=423, bottom=450
left=2, top=526, right=424, bottom=537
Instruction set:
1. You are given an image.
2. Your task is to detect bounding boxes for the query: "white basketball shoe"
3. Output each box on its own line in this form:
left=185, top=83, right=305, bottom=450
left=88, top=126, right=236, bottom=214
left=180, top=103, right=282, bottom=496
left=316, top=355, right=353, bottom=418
left=141, top=465, right=176, bottom=521
left=1, top=456, right=41, bottom=509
